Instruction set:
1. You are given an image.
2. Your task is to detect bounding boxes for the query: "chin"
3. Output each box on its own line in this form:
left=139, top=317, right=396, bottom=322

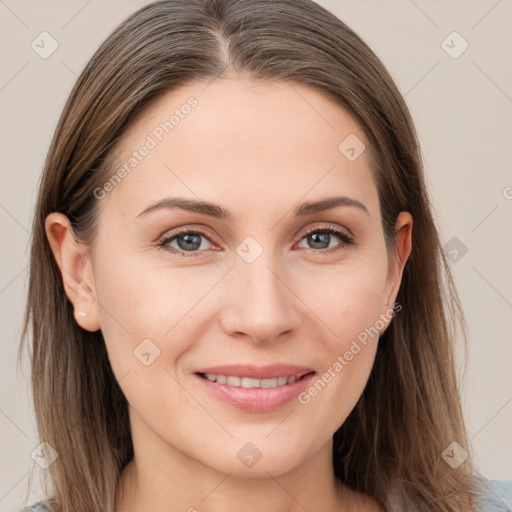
left=203, top=437, right=313, bottom=478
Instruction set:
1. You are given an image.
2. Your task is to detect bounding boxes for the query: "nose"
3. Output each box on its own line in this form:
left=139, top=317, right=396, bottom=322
left=218, top=255, right=303, bottom=345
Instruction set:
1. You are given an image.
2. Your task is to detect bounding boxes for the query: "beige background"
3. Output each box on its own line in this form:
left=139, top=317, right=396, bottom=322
left=1, top=0, right=511, bottom=510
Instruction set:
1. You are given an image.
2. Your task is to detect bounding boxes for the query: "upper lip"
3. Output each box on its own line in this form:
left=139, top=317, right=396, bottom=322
left=194, top=364, right=315, bottom=380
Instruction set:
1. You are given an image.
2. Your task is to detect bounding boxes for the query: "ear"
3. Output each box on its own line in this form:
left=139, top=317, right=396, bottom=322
left=45, top=212, right=101, bottom=332
left=380, top=211, right=413, bottom=329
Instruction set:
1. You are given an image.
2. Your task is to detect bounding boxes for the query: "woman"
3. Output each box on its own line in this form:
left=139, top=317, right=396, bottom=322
left=18, top=0, right=511, bottom=511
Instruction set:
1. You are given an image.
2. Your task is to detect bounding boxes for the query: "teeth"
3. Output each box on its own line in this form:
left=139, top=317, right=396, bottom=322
left=216, top=374, right=227, bottom=384
left=242, top=377, right=261, bottom=388
left=260, top=378, right=278, bottom=388
left=202, top=373, right=302, bottom=388
left=226, top=376, right=241, bottom=386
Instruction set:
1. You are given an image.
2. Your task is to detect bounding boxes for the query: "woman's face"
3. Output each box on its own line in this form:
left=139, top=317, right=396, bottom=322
left=69, top=78, right=411, bottom=477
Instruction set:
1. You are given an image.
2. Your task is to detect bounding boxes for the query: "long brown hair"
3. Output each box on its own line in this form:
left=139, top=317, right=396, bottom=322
left=20, top=0, right=481, bottom=510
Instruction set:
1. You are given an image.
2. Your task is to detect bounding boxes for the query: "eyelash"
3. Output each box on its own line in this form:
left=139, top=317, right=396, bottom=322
left=157, top=224, right=354, bottom=258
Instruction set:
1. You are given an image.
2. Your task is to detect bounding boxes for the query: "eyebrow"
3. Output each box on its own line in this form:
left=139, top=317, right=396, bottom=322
left=135, top=195, right=369, bottom=220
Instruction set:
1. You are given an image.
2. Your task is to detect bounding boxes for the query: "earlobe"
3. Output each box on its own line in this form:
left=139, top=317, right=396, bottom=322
left=45, top=212, right=101, bottom=332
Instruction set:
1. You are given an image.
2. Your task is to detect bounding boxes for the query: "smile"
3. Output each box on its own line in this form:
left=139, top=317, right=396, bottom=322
left=194, top=369, right=316, bottom=412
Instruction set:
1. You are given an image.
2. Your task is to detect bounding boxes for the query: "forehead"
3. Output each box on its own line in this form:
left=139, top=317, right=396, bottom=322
left=102, top=78, right=378, bottom=222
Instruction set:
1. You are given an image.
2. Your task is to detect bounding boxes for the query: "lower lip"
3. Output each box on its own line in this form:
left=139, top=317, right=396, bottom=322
left=194, top=372, right=316, bottom=412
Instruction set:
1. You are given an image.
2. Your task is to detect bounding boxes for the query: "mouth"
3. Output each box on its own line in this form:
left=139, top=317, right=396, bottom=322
left=192, top=364, right=316, bottom=412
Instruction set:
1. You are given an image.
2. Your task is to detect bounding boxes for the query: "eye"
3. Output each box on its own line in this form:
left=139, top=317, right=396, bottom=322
left=295, top=224, right=354, bottom=254
left=158, top=228, right=217, bottom=257
left=158, top=224, right=354, bottom=257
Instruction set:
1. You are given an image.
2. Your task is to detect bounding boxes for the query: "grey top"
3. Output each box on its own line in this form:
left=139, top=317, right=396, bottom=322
left=19, top=501, right=52, bottom=512
left=475, top=479, right=512, bottom=511
left=18, top=478, right=512, bottom=511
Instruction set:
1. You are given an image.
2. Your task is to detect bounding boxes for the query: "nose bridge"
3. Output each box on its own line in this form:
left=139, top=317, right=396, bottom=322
left=219, top=247, right=301, bottom=342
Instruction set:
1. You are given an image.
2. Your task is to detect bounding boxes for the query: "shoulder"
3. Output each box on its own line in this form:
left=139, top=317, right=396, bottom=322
left=474, top=478, right=512, bottom=512
left=18, top=500, right=54, bottom=512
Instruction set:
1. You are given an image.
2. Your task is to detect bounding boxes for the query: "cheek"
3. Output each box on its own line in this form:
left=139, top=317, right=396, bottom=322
left=91, top=258, right=195, bottom=422
left=293, top=257, right=387, bottom=419
left=298, top=256, right=389, bottom=347
left=92, top=253, right=221, bottom=374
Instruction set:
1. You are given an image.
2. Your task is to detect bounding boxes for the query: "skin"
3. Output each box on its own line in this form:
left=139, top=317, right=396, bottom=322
left=46, top=77, right=412, bottom=512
